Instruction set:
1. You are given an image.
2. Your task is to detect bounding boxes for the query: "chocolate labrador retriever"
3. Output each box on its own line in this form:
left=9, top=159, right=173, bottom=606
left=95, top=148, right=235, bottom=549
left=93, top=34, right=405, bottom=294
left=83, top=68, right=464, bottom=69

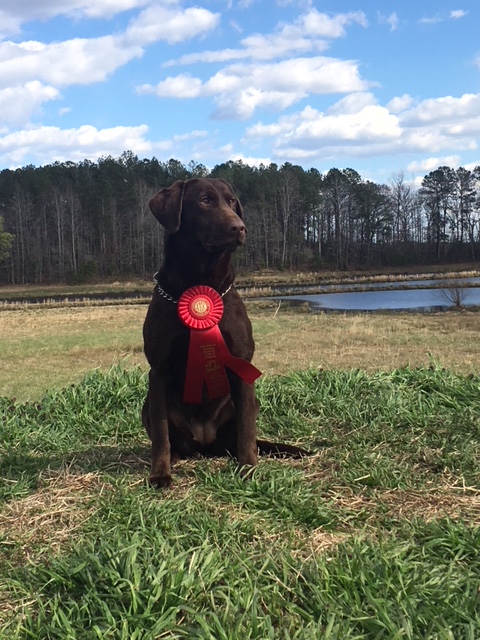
left=142, top=178, right=306, bottom=488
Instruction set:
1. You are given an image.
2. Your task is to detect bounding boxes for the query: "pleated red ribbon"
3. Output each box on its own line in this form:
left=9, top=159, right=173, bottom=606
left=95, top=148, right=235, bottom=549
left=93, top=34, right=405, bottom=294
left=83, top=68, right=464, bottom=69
left=178, top=286, right=262, bottom=403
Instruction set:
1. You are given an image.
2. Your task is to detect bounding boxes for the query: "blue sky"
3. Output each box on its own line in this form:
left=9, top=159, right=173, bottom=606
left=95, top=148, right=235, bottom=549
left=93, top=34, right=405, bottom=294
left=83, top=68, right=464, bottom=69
left=0, top=0, right=479, bottom=184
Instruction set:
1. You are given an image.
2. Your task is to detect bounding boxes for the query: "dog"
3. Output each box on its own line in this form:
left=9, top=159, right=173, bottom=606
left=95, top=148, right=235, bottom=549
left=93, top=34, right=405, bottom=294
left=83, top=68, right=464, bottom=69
left=142, top=178, right=307, bottom=488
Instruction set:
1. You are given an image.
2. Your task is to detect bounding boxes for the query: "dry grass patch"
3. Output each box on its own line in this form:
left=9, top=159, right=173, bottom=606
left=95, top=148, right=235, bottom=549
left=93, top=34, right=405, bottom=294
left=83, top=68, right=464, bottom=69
left=375, top=488, right=480, bottom=524
left=0, top=305, right=147, bottom=399
left=320, top=486, right=480, bottom=528
left=0, top=304, right=146, bottom=340
left=252, top=306, right=480, bottom=374
left=293, top=486, right=480, bottom=563
left=0, top=468, right=110, bottom=563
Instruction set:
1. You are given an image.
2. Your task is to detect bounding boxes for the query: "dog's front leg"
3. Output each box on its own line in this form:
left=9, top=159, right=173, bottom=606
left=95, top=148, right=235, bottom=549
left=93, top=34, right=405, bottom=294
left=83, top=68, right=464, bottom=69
left=147, top=370, right=172, bottom=489
left=230, top=378, right=258, bottom=473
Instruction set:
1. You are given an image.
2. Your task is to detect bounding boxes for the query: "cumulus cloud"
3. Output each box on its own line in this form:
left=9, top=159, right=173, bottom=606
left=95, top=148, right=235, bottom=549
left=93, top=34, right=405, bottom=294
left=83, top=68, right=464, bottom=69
left=401, top=93, right=480, bottom=126
left=0, top=0, right=151, bottom=36
left=164, top=8, right=367, bottom=65
left=142, top=57, right=370, bottom=119
left=124, top=5, right=219, bottom=46
left=407, top=156, right=461, bottom=174
left=143, top=9, right=371, bottom=121
left=230, top=153, right=272, bottom=167
left=0, top=124, right=153, bottom=166
left=0, top=5, right=218, bottom=89
left=0, top=123, right=214, bottom=167
left=0, top=2, right=219, bottom=130
left=327, top=92, right=378, bottom=115
left=242, top=90, right=480, bottom=163
left=0, top=37, right=143, bottom=88
left=387, top=94, right=414, bottom=113
left=138, top=74, right=203, bottom=98
left=245, top=101, right=401, bottom=157
left=0, top=81, right=60, bottom=126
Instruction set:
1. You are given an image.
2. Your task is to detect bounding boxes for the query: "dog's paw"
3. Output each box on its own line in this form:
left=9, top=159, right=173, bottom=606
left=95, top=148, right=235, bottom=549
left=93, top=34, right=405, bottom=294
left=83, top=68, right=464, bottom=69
left=149, top=474, right=173, bottom=489
left=236, top=464, right=256, bottom=480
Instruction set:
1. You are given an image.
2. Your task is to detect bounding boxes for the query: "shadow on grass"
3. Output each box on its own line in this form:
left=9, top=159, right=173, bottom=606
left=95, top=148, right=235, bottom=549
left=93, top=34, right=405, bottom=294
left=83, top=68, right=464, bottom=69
left=0, top=443, right=151, bottom=502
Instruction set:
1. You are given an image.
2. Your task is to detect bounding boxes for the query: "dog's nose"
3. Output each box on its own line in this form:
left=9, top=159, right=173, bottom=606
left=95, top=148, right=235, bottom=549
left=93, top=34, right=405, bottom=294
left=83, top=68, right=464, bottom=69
left=231, top=221, right=246, bottom=235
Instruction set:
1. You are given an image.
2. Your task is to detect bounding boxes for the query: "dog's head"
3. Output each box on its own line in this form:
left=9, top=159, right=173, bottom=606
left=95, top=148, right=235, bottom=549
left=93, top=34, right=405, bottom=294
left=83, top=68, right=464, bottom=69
left=149, top=178, right=246, bottom=252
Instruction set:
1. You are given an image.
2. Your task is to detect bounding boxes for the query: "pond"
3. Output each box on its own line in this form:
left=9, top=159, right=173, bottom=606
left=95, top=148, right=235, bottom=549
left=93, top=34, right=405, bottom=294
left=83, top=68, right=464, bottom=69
left=271, top=280, right=480, bottom=312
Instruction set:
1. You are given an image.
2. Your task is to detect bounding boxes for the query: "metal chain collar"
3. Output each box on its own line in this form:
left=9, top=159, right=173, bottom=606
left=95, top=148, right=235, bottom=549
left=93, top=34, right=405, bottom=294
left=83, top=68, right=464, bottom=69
left=153, top=272, right=233, bottom=305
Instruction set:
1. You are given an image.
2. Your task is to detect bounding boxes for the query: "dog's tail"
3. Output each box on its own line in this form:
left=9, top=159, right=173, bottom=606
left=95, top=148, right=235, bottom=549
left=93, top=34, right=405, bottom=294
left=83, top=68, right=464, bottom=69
left=256, top=439, right=311, bottom=458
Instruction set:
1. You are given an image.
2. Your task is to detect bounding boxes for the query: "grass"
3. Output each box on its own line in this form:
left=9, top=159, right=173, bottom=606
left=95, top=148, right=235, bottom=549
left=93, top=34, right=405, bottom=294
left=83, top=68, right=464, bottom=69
left=1, top=302, right=480, bottom=401
left=1, top=366, right=480, bottom=637
left=1, top=292, right=480, bottom=636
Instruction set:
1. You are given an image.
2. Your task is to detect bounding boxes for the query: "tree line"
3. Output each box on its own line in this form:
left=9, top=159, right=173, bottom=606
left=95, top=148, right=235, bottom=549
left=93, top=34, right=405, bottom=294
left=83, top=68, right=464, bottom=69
left=0, top=151, right=479, bottom=285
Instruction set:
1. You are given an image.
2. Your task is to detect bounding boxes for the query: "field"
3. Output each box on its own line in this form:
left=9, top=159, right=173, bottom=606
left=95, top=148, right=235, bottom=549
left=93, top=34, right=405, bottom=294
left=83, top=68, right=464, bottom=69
left=1, top=299, right=480, bottom=638
left=1, top=302, right=480, bottom=401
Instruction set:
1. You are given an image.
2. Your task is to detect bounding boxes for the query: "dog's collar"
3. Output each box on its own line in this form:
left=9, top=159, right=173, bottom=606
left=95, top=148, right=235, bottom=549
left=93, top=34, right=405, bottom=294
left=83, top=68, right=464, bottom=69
left=153, top=272, right=233, bottom=304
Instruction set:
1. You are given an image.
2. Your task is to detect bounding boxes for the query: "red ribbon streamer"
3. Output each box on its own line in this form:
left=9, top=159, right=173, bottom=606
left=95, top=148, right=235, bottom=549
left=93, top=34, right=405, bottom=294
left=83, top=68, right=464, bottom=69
left=178, top=286, right=262, bottom=404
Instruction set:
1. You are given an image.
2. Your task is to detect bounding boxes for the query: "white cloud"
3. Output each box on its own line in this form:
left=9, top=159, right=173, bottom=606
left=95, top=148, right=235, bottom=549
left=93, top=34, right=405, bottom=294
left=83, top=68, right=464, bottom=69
left=0, top=37, right=144, bottom=88
left=142, top=57, right=370, bottom=119
left=387, top=94, right=414, bottom=113
left=387, top=13, right=399, bottom=31
left=401, top=93, right=480, bottom=126
left=0, top=4, right=219, bottom=90
left=450, top=10, right=467, bottom=20
left=164, top=8, right=367, bottom=66
left=0, top=0, right=151, bottom=36
left=407, top=156, right=461, bottom=174
left=230, top=153, right=272, bottom=167
left=124, top=5, right=219, bottom=46
left=146, top=10, right=371, bottom=120
left=419, top=15, right=443, bottom=25
left=419, top=9, right=467, bottom=25
left=463, top=160, right=480, bottom=172
left=296, top=9, right=368, bottom=38
left=243, top=90, right=480, bottom=163
left=246, top=102, right=401, bottom=150
left=209, top=57, right=370, bottom=117
left=172, top=130, right=208, bottom=142
left=0, top=123, right=214, bottom=168
left=138, top=74, right=203, bottom=98
left=0, top=124, right=153, bottom=166
left=0, top=81, right=60, bottom=126
left=327, top=92, right=377, bottom=115
left=0, top=3, right=219, bottom=129
left=378, top=12, right=399, bottom=31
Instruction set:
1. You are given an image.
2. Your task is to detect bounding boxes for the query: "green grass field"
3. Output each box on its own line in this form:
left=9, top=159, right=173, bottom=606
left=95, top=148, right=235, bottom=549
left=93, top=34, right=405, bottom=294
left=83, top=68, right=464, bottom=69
left=1, top=364, right=480, bottom=638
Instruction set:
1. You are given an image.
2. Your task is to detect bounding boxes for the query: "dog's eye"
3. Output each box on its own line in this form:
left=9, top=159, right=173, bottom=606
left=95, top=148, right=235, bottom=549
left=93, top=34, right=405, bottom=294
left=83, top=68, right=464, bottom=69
left=229, top=198, right=236, bottom=206
left=201, top=196, right=210, bottom=205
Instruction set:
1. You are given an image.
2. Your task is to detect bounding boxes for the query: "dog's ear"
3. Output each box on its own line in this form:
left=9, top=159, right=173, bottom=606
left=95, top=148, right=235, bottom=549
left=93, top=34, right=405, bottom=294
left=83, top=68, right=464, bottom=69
left=148, top=181, right=185, bottom=233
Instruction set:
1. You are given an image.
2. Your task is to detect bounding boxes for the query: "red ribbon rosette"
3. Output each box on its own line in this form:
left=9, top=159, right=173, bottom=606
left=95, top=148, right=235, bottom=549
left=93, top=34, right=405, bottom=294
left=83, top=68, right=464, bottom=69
left=178, top=286, right=262, bottom=403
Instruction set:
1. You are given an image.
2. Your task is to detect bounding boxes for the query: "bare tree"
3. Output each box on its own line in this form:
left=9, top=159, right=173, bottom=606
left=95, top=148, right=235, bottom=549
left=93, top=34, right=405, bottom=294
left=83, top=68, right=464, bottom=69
left=437, top=280, right=470, bottom=309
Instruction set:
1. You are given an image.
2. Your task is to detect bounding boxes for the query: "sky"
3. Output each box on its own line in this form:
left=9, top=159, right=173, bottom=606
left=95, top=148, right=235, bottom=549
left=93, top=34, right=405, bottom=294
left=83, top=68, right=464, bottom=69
left=0, top=0, right=479, bottom=184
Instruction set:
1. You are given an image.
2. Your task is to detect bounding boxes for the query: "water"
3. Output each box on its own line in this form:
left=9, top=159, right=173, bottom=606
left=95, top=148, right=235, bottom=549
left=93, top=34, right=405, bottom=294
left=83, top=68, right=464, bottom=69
left=271, top=280, right=480, bottom=312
